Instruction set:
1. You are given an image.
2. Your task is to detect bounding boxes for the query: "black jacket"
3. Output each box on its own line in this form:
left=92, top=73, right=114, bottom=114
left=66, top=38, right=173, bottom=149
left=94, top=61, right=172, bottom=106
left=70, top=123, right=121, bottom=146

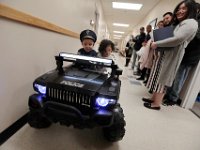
left=181, top=16, right=200, bottom=66
left=145, top=33, right=151, bottom=42
left=133, top=32, right=146, bottom=51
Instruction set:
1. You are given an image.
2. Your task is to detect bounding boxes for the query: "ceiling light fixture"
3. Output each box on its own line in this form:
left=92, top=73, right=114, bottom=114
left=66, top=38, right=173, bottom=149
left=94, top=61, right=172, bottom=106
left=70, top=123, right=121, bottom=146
left=113, top=31, right=124, bottom=34
left=113, top=23, right=129, bottom=27
left=113, top=37, right=121, bottom=40
left=112, top=2, right=143, bottom=10
left=113, top=34, right=122, bottom=37
left=113, top=35, right=122, bottom=38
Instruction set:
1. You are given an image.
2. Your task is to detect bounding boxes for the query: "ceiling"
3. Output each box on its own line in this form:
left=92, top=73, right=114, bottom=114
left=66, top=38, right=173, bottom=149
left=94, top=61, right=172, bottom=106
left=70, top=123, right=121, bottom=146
left=100, top=0, right=161, bottom=41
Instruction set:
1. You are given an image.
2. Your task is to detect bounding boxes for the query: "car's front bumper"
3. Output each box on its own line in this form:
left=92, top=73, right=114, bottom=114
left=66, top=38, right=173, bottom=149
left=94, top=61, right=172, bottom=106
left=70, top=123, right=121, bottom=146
left=28, top=94, right=114, bottom=128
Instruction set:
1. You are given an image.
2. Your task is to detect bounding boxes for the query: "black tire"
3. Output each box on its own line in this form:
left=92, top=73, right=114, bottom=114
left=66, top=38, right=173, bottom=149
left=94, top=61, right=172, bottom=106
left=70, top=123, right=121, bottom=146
left=28, top=110, right=52, bottom=129
left=103, top=104, right=126, bottom=142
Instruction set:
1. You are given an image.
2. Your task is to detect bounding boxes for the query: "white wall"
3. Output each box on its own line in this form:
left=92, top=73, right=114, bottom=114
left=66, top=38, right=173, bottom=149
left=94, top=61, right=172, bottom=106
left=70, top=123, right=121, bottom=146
left=116, top=0, right=200, bottom=56
left=120, top=0, right=200, bottom=54
left=0, top=0, right=108, bottom=132
left=132, top=0, right=176, bottom=35
left=133, top=0, right=200, bottom=35
left=92, top=0, right=109, bottom=49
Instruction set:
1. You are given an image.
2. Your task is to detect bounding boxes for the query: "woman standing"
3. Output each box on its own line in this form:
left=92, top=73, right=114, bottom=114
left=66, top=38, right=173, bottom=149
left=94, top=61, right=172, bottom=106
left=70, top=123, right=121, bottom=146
left=143, top=0, right=198, bottom=110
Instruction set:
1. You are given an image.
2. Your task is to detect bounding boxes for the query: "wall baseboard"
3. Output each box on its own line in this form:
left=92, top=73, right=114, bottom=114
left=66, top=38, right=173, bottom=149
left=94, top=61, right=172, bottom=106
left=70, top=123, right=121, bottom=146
left=0, top=112, right=28, bottom=145
left=190, top=109, right=200, bottom=119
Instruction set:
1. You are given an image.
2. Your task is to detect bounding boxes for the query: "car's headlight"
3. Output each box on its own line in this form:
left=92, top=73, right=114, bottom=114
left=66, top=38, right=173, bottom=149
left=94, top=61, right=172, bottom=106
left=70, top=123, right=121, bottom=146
left=96, top=97, right=116, bottom=107
left=34, top=84, right=46, bottom=95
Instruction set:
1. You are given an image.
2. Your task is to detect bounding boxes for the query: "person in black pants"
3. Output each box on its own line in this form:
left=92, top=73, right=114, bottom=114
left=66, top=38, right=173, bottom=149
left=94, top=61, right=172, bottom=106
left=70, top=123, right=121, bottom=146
left=136, top=25, right=152, bottom=80
left=125, top=38, right=134, bottom=67
left=132, top=27, right=146, bottom=75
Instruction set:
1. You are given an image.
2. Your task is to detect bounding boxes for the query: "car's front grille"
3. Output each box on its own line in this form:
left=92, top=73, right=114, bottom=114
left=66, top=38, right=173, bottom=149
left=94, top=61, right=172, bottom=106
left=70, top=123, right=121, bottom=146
left=47, top=87, right=92, bottom=108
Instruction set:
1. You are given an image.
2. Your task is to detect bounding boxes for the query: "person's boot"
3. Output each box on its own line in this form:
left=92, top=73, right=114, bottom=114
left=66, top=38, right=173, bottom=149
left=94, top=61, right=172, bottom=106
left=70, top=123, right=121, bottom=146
left=162, top=99, right=176, bottom=106
left=136, top=76, right=144, bottom=80
left=133, top=72, right=141, bottom=76
left=125, top=59, right=129, bottom=67
left=143, top=80, right=148, bottom=85
left=176, top=99, right=182, bottom=106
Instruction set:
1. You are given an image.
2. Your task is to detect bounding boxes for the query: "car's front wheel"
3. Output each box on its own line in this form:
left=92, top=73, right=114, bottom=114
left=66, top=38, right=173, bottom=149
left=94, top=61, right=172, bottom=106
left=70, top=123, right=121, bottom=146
left=27, top=110, right=51, bottom=129
left=103, top=104, right=126, bottom=142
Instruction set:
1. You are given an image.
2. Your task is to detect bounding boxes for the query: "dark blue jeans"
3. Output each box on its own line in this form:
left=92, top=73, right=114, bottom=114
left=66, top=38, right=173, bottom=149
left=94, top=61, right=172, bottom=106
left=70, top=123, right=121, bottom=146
left=166, top=63, right=192, bottom=102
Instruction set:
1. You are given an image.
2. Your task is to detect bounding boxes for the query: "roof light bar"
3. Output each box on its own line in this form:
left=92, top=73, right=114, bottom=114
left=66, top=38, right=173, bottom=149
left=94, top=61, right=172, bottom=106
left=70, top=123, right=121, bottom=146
left=112, top=2, right=143, bottom=10
left=59, top=52, right=112, bottom=65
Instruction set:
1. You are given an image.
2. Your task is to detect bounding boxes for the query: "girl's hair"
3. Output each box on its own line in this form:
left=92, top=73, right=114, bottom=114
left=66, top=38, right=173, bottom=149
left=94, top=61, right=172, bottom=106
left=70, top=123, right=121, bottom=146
left=98, top=39, right=115, bottom=54
left=173, top=0, right=197, bottom=25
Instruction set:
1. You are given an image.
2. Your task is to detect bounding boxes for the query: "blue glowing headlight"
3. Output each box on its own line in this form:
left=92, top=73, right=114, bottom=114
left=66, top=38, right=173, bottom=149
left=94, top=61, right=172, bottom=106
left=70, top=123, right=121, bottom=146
left=34, top=84, right=46, bottom=94
left=96, top=97, right=116, bottom=107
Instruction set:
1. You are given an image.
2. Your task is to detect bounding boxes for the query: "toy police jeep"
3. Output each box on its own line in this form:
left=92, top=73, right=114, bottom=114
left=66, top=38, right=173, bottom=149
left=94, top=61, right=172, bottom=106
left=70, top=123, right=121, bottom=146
left=28, top=52, right=125, bottom=142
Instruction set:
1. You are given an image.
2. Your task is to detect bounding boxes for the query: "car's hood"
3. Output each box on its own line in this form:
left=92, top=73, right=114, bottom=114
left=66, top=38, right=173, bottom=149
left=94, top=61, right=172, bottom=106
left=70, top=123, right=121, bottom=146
left=59, top=68, right=107, bottom=91
left=35, top=66, right=108, bottom=93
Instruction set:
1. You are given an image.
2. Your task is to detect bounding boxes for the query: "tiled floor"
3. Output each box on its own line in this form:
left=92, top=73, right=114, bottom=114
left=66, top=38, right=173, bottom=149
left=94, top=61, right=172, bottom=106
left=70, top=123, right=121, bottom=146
left=1, top=53, right=200, bottom=150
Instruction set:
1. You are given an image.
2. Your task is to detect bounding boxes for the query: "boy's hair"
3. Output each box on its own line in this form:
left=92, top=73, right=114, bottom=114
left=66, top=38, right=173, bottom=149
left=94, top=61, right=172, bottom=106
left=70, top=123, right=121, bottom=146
left=98, top=39, right=114, bottom=54
left=157, top=20, right=164, bottom=24
left=80, top=29, right=97, bottom=43
left=163, top=12, right=173, bottom=17
left=140, top=27, right=145, bottom=31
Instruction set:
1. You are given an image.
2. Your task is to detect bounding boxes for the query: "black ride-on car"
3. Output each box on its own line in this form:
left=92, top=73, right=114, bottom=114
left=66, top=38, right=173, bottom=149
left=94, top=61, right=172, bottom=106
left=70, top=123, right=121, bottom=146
left=28, top=52, right=126, bottom=142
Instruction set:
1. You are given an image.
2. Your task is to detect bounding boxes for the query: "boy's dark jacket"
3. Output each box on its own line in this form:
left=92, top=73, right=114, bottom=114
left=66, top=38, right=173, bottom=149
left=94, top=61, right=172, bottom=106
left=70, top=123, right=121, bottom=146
left=78, top=48, right=97, bottom=57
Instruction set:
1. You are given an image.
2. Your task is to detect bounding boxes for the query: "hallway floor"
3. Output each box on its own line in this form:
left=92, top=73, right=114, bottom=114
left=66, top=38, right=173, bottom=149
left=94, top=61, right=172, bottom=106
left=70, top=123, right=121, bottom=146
left=1, top=53, right=200, bottom=150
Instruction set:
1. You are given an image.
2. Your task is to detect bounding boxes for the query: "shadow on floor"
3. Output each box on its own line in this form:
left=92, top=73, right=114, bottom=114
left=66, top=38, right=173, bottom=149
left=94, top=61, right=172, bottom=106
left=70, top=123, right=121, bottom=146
left=5, top=124, right=119, bottom=150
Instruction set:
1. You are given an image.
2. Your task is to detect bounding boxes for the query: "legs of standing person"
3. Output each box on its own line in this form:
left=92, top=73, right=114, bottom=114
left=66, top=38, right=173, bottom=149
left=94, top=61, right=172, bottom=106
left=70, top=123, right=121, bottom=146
left=125, top=57, right=131, bottom=66
left=136, top=67, right=146, bottom=80
left=143, top=92, right=165, bottom=110
left=125, top=50, right=128, bottom=66
left=143, top=73, right=167, bottom=110
left=133, top=55, right=141, bottom=75
left=165, top=64, right=192, bottom=103
left=152, top=92, right=165, bottom=107
left=125, top=51, right=132, bottom=67
left=143, top=68, right=151, bottom=84
left=136, top=56, right=141, bottom=74
left=142, top=92, right=156, bottom=101
left=131, top=50, right=137, bottom=69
